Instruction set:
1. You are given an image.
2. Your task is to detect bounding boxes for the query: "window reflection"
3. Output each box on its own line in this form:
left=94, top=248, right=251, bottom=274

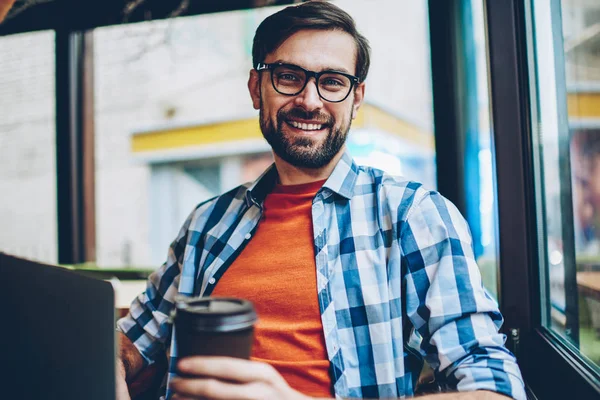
left=563, top=0, right=600, bottom=365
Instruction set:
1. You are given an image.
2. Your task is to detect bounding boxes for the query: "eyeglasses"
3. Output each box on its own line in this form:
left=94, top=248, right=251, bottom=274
left=255, top=62, right=360, bottom=103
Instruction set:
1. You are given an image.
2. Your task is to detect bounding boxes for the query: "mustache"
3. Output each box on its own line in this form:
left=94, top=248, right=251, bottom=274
left=279, top=108, right=333, bottom=126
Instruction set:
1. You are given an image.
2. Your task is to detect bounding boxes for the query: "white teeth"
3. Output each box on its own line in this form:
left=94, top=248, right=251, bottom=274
left=290, top=121, right=323, bottom=131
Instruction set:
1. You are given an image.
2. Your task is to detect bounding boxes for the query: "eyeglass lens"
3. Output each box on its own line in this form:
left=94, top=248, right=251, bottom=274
left=271, top=65, right=352, bottom=102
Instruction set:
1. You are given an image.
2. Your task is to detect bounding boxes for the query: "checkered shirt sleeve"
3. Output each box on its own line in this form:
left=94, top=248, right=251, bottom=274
left=116, top=207, right=197, bottom=365
left=402, top=190, right=525, bottom=398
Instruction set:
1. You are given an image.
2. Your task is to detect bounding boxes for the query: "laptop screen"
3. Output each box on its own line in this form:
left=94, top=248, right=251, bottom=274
left=0, top=253, right=116, bottom=400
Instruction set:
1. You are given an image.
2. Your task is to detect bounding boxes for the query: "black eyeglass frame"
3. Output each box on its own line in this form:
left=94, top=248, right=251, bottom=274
left=255, top=62, right=361, bottom=103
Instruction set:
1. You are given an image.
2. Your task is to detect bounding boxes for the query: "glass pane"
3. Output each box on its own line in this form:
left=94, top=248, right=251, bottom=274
left=563, top=0, right=600, bottom=366
left=0, top=31, right=57, bottom=264
left=471, top=0, right=500, bottom=300
left=528, top=0, right=600, bottom=369
left=93, top=0, right=436, bottom=268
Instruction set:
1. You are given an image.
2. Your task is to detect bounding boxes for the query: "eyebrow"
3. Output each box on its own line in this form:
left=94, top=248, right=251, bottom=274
left=273, top=60, right=352, bottom=74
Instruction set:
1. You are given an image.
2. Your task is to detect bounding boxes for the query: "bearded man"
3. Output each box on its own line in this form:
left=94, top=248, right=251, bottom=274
left=116, top=2, right=526, bottom=400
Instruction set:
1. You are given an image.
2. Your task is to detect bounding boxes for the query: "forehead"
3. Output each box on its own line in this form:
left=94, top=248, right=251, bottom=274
left=264, top=29, right=357, bottom=74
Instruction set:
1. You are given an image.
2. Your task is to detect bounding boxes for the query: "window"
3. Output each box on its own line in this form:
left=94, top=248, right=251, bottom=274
left=0, top=30, right=57, bottom=264
left=528, top=0, right=600, bottom=370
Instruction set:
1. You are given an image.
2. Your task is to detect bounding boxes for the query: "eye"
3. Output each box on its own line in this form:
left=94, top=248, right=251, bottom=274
left=320, top=74, right=350, bottom=91
left=279, top=73, right=300, bottom=82
left=322, top=78, right=344, bottom=86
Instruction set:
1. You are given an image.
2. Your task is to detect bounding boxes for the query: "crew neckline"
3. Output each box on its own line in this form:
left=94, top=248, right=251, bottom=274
left=272, top=179, right=327, bottom=195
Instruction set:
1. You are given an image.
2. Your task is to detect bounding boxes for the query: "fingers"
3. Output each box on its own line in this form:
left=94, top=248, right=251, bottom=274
left=177, top=356, right=279, bottom=384
left=115, top=365, right=131, bottom=400
left=171, top=357, right=302, bottom=400
left=170, top=377, right=263, bottom=400
left=170, top=396, right=196, bottom=400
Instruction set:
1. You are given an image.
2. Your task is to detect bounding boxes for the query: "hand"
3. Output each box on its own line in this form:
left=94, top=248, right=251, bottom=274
left=116, top=359, right=132, bottom=400
left=170, top=356, right=311, bottom=400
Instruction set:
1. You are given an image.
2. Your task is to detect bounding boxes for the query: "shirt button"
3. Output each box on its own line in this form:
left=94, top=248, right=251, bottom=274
left=208, top=277, right=216, bottom=285
left=244, top=233, right=251, bottom=240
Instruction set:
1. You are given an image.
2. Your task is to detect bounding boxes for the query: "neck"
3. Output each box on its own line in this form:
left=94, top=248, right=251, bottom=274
left=273, top=147, right=345, bottom=185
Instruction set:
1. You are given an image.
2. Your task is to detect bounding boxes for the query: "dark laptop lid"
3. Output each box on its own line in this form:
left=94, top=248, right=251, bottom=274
left=0, top=252, right=116, bottom=400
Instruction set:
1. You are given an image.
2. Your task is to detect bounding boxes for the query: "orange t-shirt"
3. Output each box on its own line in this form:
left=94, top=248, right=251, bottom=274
left=211, top=179, right=333, bottom=398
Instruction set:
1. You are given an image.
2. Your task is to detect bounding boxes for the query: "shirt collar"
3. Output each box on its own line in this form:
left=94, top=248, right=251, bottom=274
left=245, top=164, right=278, bottom=207
left=245, top=150, right=358, bottom=206
left=321, top=150, right=358, bottom=200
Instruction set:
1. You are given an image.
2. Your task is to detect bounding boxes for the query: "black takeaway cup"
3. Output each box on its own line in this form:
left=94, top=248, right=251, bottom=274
left=172, top=296, right=258, bottom=360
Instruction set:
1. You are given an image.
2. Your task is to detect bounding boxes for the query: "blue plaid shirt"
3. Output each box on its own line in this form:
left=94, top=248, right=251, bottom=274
left=118, top=151, right=525, bottom=399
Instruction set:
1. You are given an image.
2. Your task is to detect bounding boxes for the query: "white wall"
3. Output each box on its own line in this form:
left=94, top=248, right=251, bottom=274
left=0, top=31, right=57, bottom=263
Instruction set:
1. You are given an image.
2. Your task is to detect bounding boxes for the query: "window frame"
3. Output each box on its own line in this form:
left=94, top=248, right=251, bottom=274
left=485, top=0, right=600, bottom=397
left=0, top=0, right=290, bottom=36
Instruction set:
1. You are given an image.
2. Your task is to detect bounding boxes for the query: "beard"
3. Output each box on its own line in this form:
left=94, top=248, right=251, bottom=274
left=259, top=103, right=352, bottom=169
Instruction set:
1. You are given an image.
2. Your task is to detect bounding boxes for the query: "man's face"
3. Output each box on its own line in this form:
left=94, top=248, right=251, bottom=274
left=248, top=29, right=365, bottom=170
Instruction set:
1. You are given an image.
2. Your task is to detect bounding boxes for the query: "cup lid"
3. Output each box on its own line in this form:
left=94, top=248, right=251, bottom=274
left=173, top=296, right=257, bottom=332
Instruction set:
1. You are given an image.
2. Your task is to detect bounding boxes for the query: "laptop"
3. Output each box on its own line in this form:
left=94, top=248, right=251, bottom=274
left=0, top=252, right=116, bottom=400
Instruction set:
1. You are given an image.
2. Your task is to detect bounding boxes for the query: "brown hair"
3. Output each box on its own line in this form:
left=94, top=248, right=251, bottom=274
left=252, top=0, right=371, bottom=83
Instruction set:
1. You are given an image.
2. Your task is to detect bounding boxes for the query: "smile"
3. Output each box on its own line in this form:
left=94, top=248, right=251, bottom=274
left=288, top=120, right=325, bottom=131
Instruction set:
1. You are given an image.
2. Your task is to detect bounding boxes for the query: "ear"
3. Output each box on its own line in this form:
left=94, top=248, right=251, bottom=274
left=351, top=82, right=365, bottom=119
left=248, top=69, right=261, bottom=110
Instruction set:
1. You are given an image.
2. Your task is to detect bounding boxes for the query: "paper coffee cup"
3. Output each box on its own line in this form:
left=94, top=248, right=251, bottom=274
left=172, top=296, right=258, bottom=360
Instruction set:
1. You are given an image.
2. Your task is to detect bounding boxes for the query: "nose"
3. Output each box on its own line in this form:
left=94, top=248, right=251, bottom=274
left=294, top=77, right=323, bottom=111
